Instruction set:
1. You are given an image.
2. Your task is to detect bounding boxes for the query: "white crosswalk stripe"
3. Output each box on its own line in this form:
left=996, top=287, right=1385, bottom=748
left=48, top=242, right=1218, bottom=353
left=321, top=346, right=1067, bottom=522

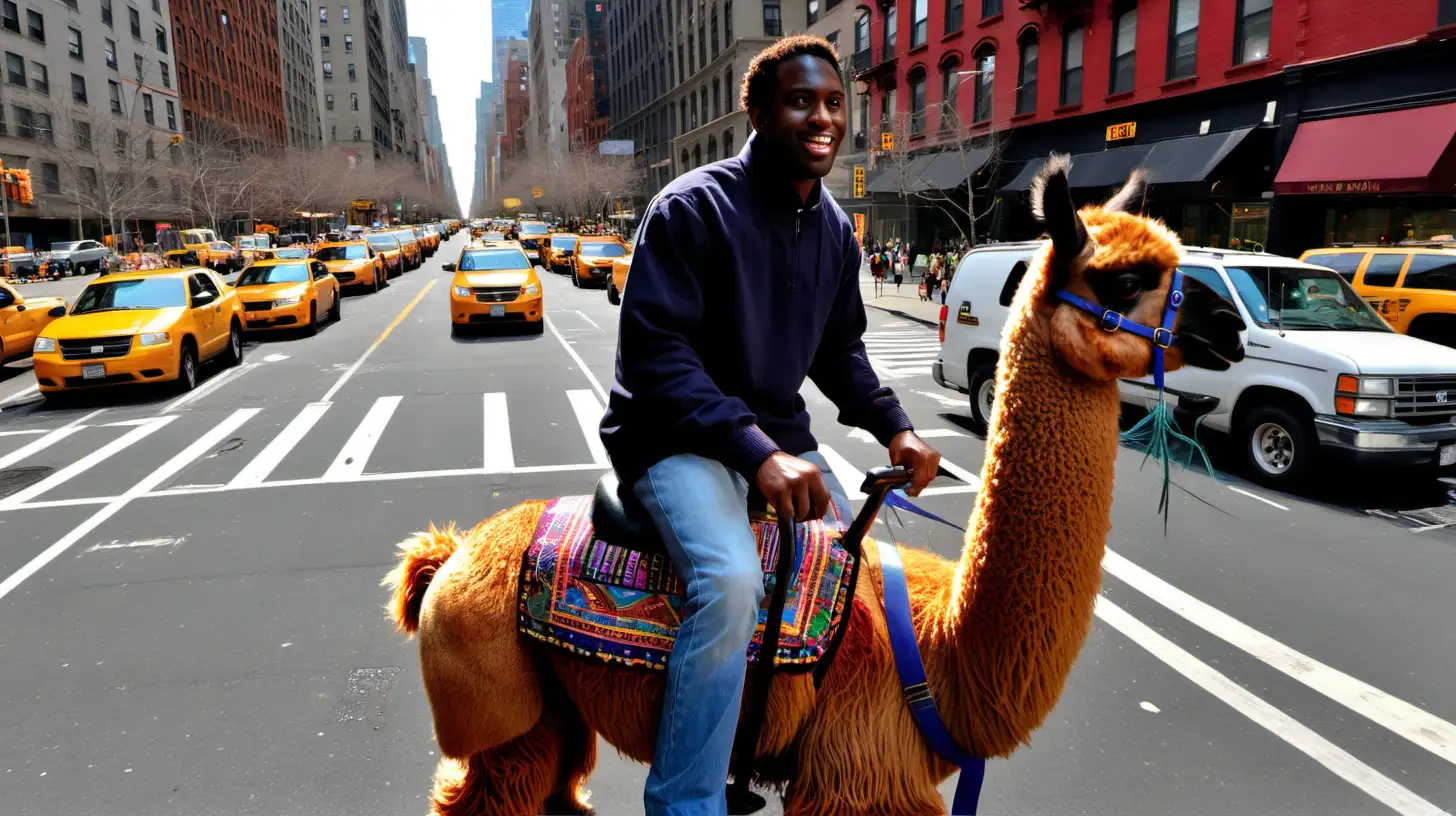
left=323, top=396, right=402, bottom=481
left=863, top=327, right=941, bottom=380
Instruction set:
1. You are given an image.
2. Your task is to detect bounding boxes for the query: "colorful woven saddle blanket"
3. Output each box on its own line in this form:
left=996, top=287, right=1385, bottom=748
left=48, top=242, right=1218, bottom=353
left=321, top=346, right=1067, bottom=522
left=516, top=495, right=856, bottom=671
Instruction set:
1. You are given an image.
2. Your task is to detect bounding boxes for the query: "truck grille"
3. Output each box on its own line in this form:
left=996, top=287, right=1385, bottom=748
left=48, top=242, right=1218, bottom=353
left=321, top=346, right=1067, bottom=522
left=58, top=336, right=132, bottom=360
left=474, top=286, right=518, bottom=303
left=1394, top=376, right=1456, bottom=422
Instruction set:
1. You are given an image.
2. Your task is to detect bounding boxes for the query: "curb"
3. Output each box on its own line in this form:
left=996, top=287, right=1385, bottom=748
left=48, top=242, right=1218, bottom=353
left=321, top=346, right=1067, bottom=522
left=865, top=301, right=940, bottom=328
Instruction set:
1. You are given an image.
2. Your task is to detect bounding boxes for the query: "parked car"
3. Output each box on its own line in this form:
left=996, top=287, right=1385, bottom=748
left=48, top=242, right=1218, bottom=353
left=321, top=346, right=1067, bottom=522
left=314, top=241, right=387, bottom=292
left=936, top=244, right=1456, bottom=489
left=234, top=258, right=341, bottom=334
left=1300, top=244, right=1456, bottom=347
left=364, top=233, right=406, bottom=277
left=571, top=237, right=630, bottom=288
left=47, top=240, right=112, bottom=276
left=0, top=280, right=67, bottom=363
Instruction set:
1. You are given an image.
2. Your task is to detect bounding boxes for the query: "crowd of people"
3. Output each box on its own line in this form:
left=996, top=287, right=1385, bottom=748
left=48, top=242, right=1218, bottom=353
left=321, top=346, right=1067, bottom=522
left=865, top=237, right=971, bottom=304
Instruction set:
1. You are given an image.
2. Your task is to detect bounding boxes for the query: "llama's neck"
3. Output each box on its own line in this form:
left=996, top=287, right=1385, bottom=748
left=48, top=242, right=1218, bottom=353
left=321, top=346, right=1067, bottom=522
left=932, top=302, right=1121, bottom=758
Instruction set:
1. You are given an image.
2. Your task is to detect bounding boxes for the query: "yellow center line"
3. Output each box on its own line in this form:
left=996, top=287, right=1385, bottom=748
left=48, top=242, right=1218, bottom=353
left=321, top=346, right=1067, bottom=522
left=320, top=279, right=437, bottom=404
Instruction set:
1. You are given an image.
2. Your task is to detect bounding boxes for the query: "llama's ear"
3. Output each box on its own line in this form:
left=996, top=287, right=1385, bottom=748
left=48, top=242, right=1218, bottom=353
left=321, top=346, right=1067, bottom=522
left=1029, top=153, right=1088, bottom=286
left=1103, top=168, right=1149, bottom=214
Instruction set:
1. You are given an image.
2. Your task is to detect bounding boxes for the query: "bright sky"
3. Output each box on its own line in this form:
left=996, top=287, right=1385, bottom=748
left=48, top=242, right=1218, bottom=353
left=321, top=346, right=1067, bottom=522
left=405, top=0, right=491, bottom=215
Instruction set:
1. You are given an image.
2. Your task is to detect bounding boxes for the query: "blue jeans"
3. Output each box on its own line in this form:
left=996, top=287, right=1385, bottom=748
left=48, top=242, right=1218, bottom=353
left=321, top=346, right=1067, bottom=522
left=634, top=450, right=849, bottom=816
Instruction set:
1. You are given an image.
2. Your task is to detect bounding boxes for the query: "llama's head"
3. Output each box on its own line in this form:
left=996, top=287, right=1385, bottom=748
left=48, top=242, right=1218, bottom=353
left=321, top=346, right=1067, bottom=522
left=1029, top=154, right=1246, bottom=382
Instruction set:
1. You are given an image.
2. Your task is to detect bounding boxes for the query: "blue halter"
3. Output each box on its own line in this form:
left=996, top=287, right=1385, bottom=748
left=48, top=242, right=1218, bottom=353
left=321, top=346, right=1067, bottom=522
left=1053, top=270, right=1185, bottom=391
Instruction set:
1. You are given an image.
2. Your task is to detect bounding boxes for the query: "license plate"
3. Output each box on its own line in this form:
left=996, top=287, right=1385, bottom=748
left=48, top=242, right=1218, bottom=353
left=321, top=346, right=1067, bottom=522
left=490, top=305, right=506, bottom=317
left=82, top=363, right=105, bottom=380
left=1440, top=444, right=1456, bottom=467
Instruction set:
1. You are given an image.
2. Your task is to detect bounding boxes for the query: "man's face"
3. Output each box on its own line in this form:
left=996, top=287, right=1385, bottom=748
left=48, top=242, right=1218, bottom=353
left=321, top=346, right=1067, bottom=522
left=752, top=54, right=847, bottom=179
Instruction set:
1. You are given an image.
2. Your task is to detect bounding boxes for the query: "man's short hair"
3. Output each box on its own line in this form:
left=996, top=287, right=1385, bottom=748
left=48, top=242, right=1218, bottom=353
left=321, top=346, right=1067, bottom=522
left=739, top=35, right=841, bottom=114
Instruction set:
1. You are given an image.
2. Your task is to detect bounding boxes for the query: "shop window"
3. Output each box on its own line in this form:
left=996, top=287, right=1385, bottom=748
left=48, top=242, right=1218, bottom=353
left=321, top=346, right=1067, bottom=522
left=1016, top=29, right=1038, bottom=114
left=908, top=67, right=926, bottom=135
left=1060, top=23, right=1083, bottom=106
left=945, top=0, right=962, bottom=34
left=911, top=0, right=928, bottom=48
left=981, top=0, right=1000, bottom=19
left=763, top=2, right=781, bottom=36
left=1401, top=255, right=1456, bottom=291
left=1167, top=0, right=1199, bottom=79
left=1109, top=2, right=1136, bottom=94
left=1362, top=254, right=1405, bottom=287
left=1230, top=201, right=1268, bottom=251
left=1309, top=252, right=1366, bottom=282
left=1234, top=0, right=1271, bottom=64
left=973, top=46, right=994, bottom=123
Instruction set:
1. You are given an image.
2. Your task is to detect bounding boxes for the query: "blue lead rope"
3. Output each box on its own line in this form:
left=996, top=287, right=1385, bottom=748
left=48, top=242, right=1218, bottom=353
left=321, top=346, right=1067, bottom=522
left=878, top=539, right=985, bottom=815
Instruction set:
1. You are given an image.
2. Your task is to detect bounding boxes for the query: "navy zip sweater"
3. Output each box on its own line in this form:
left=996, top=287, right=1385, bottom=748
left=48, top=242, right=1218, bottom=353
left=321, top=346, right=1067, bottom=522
left=600, top=133, right=914, bottom=483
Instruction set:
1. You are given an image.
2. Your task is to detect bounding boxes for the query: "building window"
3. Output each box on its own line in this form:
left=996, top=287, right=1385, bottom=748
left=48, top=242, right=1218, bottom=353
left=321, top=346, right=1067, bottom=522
left=100, top=0, right=112, bottom=27
left=763, top=1, right=781, bottom=36
left=41, top=161, right=58, bottom=193
left=725, top=0, right=732, bottom=39
left=163, top=99, right=172, bottom=130
left=344, top=34, right=353, bottom=51
left=322, top=60, right=332, bottom=78
left=341, top=5, right=349, bottom=21
left=1234, top=0, right=1271, bottom=64
left=724, top=127, right=733, bottom=156
left=134, top=53, right=144, bottom=82
left=883, top=3, right=897, bottom=54
left=693, top=143, right=701, bottom=166
left=14, top=105, right=34, bottom=138
left=128, top=6, right=139, bottom=39
left=353, top=125, right=361, bottom=140
left=28, top=60, right=46, bottom=94
left=155, top=26, right=167, bottom=53
left=1060, top=23, right=1083, bottom=106
left=0, top=1, right=15, bottom=34
left=351, top=92, right=358, bottom=110
left=1109, top=2, right=1136, bottom=94
left=27, top=8, right=43, bottom=41
left=945, top=0, right=962, bottom=34
left=160, top=61, right=170, bottom=88
left=712, top=77, right=720, bottom=118
left=105, top=38, right=117, bottom=69
left=939, top=57, right=960, bottom=132
left=707, top=133, right=718, bottom=162
left=973, top=46, right=994, bottom=122
left=347, top=62, right=355, bottom=80
left=143, top=93, right=154, bottom=124
left=109, top=78, right=122, bottom=112
left=319, top=5, right=327, bottom=22
left=982, top=0, right=1001, bottom=19
left=908, top=67, right=926, bottom=135
left=1442, top=0, right=1456, bottom=25
left=35, top=110, right=51, bottom=142
left=807, top=0, right=819, bottom=25
left=1016, top=29, right=1038, bottom=114
left=68, top=26, right=83, bottom=59
left=711, top=7, right=719, bottom=53
left=1167, top=0, right=1199, bottom=79
left=71, top=72, right=87, bottom=103
left=325, top=92, right=333, bottom=109
left=74, top=119, right=91, bottom=149
left=911, top=0, right=928, bottom=47
left=321, top=34, right=330, bottom=48
left=679, top=97, right=687, bottom=132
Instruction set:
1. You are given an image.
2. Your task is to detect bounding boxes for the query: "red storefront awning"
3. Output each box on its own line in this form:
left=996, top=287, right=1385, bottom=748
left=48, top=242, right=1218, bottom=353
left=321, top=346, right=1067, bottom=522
left=1273, top=102, right=1456, bottom=195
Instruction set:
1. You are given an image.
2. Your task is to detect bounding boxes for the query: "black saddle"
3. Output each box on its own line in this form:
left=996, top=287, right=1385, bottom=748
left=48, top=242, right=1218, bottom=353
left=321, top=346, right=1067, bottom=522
left=590, top=472, right=768, bottom=553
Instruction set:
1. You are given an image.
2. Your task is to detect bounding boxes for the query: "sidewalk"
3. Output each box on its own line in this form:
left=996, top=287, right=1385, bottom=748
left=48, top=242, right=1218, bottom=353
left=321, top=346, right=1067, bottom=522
left=858, top=267, right=945, bottom=327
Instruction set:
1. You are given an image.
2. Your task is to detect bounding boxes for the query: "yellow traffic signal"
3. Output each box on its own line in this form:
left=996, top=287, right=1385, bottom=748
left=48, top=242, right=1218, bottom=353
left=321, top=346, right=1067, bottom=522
left=881, top=132, right=894, bottom=151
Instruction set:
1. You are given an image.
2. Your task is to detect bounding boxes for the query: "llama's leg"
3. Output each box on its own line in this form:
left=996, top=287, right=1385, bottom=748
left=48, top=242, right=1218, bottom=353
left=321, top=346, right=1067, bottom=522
left=543, top=700, right=598, bottom=815
left=430, top=705, right=588, bottom=816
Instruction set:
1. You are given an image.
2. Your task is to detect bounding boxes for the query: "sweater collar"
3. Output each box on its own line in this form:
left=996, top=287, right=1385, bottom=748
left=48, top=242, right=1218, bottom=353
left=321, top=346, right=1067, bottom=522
left=741, top=131, right=824, bottom=212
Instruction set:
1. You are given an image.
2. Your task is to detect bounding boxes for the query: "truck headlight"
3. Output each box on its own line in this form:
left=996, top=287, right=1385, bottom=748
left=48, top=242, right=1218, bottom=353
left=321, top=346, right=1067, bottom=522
left=33, top=337, right=55, bottom=353
left=453, top=285, right=471, bottom=297
left=1351, top=398, right=1391, bottom=417
left=138, top=332, right=170, bottom=347
left=521, top=283, right=539, bottom=296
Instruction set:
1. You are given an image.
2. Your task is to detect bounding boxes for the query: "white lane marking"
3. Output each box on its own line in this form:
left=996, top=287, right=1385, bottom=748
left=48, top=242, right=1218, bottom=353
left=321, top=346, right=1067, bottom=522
left=0, top=426, right=82, bottom=470
left=1104, top=548, right=1456, bottom=767
left=547, top=316, right=608, bottom=402
left=323, top=396, right=401, bottom=480
left=62, top=408, right=106, bottom=428
left=0, top=383, right=40, bottom=407
left=101, top=418, right=160, bottom=427
left=0, top=409, right=256, bottom=604
left=850, top=427, right=966, bottom=443
left=913, top=389, right=967, bottom=408
left=482, top=392, right=514, bottom=473
left=815, top=444, right=867, bottom=501
left=566, top=389, right=609, bottom=466
left=1409, top=521, right=1456, bottom=534
left=567, top=309, right=603, bottom=333
left=162, top=362, right=258, bottom=413
left=85, top=536, right=186, bottom=553
left=1227, top=485, right=1290, bottom=511
left=228, top=402, right=332, bottom=488
left=0, top=428, right=49, bottom=437
left=935, top=457, right=983, bottom=492
left=1095, top=597, right=1449, bottom=816
left=319, top=279, right=436, bottom=404
left=0, top=419, right=174, bottom=508
left=263, top=353, right=289, bottom=362
left=1139, top=701, right=1161, bottom=713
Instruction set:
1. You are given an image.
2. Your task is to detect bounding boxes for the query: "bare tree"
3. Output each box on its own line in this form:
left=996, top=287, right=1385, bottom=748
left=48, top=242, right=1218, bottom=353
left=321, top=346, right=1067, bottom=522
left=46, top=100, right=175, bottom=242
left=880, top=106, right=1005, bottom=247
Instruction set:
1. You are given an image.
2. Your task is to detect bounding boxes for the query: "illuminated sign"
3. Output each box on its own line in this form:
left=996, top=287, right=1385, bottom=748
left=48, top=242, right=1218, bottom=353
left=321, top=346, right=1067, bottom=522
left=853, top=212, right=866, bottom=242
left=881, top=132, right=894, bottom=151
left=1304, top=181, right=1382, bottom=194
left=1105, top=122, right=1137, bottom=142
left=853, top=165, right=865, bottom=197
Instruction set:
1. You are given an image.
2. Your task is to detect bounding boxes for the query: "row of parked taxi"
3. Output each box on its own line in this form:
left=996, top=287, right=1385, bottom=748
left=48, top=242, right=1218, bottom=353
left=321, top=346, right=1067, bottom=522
left=1, top=222, right=459, bottom=404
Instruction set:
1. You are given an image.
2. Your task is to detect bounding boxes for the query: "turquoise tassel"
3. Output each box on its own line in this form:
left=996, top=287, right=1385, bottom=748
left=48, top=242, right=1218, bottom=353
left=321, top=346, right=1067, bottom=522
left=1119, top=395, right=1216, bottom=532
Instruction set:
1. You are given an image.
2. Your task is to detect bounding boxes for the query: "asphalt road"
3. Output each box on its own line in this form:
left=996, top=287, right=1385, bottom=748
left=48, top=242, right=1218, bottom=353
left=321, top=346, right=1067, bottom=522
left=0, top=232, right=1452, bottom=815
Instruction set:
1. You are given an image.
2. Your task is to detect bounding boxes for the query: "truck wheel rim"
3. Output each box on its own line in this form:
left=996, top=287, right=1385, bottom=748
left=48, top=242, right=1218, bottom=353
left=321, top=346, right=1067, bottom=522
left=1252, top=422, right=1294, bottom=473
left=977, top=379, right=995, bottom=422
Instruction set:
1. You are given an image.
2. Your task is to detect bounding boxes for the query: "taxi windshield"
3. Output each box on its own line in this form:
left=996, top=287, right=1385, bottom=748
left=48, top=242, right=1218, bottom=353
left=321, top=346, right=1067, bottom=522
left=579, top=242, right=627, bottom=257
left=275, top=248, right=311, bottom=258
left=553, top=236, right=578, bottom=248
left=519, top=223, right=549, bottom=236
left=459, top=249, right=529, bottom=271
left=237, top=263, right=310, bottom=285
left=367, top=236, right=398, bottom=249
left=315, top=244, right=368, bottom=261
left=73, top=278, right=187, bottom=313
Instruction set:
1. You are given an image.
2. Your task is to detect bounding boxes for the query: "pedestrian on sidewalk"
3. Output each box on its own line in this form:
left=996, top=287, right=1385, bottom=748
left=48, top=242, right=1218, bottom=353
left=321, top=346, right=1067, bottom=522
left=893, top=243, right=905, bottom=291
left=869, top=249, right=885, bottom=296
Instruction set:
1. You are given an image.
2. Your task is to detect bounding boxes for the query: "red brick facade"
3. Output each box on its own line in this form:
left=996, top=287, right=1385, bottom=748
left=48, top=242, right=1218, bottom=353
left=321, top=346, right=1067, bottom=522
left=502, top=57, right=531, bottom=158
left=172, top=0, right=287, bottom=146
left=567, top=37, right=609, bottom=150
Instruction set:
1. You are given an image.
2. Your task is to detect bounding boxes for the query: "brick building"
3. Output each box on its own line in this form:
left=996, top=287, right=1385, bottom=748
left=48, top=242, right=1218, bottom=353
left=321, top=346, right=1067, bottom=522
left=172, top=0, right=287, bottom=146
left=566, top=29, right=608, bottom=150
left=502, top=53, right=530, bottom=159
left=855, top=0, right=1456, bottom=253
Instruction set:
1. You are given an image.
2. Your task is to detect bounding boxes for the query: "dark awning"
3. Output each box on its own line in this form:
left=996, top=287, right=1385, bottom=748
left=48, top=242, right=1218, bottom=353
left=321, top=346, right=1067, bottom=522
left=1001, top=128, right=1256, bottom=192
left=1273, top=102, right=1456, bottom=194
left=915, top=148, right=995, bottom=191
left=865, top=155, right=936, bottom=194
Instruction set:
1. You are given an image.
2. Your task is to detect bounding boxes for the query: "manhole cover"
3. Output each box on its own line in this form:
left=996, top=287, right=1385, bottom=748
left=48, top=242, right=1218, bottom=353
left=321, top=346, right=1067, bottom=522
left=0, top=466, right=53, bottom=498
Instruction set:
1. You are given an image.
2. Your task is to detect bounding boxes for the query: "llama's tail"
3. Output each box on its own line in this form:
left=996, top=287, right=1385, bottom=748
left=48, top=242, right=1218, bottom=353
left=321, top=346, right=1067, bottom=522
left=383, top=522, right=463, bottom=635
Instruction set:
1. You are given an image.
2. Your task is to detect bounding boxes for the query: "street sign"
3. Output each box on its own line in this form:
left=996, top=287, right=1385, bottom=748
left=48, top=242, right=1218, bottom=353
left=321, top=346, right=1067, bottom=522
left=853, top=165, right=866, bottom=198
left=881, top=132, right=894, bottom=151
left=531, top=187, right=545, bottom=199
left=853, top=212, right=866, bottom=243
left=503, top=197, right=522, bottom=208
left=1105, top=122, right=1137, bottom=142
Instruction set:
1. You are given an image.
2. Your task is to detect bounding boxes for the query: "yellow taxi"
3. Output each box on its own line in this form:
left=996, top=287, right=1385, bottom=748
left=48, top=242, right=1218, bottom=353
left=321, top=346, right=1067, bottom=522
left=0, top=280, right=67, bottom=363
left=413, top=226, right=435, bottom=257
left=365, top=233, right=406, bottom=277
left=516, top=220, right=550, bottom=264
left=235, top=234, right=273, bottom=265
left=445, top=243, right=543, bottom=335
left=545, top=233, right=579, bottom=274
left=1301, top=245, right=1456, bottom=345
left=271, top=246, right=314, bottom=260
left=391, top=229, right=424, bottom=270
left=31, top=268, right=243, bottom=396
left=571, top=236, right=631, bottom=288
left=234, top=258, right=341, bottom=335
left=419, top=224, right=441, bottom=253
left=607, top=253, right=631, bottom=305
left=314, top=241, right=388, bottom=292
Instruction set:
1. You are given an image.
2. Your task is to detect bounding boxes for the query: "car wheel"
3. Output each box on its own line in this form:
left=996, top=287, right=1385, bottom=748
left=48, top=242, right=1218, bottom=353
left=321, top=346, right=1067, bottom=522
left=968, top=363, right=997, bottom=430
left=1240, top=403, right=1314, bottom=489
left=572, top=269, right=581, bottom=288
left=529, top=320, right=545, bottom=335
left=330, top=291, right=342, bottom=322
left=305, top=302, right=319, bottom=337
left=175, top=342, right=199, bottom=393
left=607, top=281, right=621, bottom=305
left=222, top=321, right=244, bottom=367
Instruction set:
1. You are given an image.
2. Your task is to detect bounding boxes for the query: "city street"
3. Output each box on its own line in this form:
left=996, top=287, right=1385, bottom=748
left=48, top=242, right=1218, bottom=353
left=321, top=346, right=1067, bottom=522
left=0, top=231, right=1453, bottom=815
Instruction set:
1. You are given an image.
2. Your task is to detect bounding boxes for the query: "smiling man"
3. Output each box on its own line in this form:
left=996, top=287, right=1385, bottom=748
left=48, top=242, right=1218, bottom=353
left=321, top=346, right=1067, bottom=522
left=600, top=36, right=941, bottom=815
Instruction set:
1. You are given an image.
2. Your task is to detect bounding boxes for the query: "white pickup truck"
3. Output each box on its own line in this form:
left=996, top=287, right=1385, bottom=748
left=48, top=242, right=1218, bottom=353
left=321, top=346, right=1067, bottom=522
left=934, top=244, right=1456, bottom=489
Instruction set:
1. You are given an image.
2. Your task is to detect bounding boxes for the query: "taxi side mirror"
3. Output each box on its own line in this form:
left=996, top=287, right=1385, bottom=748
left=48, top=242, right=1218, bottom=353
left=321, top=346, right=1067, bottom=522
left=442, top=263, right=456, bottom=272
left=49, top=305, right=67, bottom=317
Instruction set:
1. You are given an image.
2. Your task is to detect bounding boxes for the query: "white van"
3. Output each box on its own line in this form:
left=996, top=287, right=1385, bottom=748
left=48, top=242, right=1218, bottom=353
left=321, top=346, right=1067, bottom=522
left=934, top=244, right=1456, bottom=489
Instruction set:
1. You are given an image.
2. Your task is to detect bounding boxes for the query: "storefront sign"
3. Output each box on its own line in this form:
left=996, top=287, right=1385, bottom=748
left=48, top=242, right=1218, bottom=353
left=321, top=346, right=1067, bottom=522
left=881, top=132, right=895, bottom=151
left=1105, top=122, right=1137, bottom=142
left=853, top=212, right=866, bottom=243
left=1302, top=181, right=1383, bottom=194
left=853, top=165, right=866, bottom=198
